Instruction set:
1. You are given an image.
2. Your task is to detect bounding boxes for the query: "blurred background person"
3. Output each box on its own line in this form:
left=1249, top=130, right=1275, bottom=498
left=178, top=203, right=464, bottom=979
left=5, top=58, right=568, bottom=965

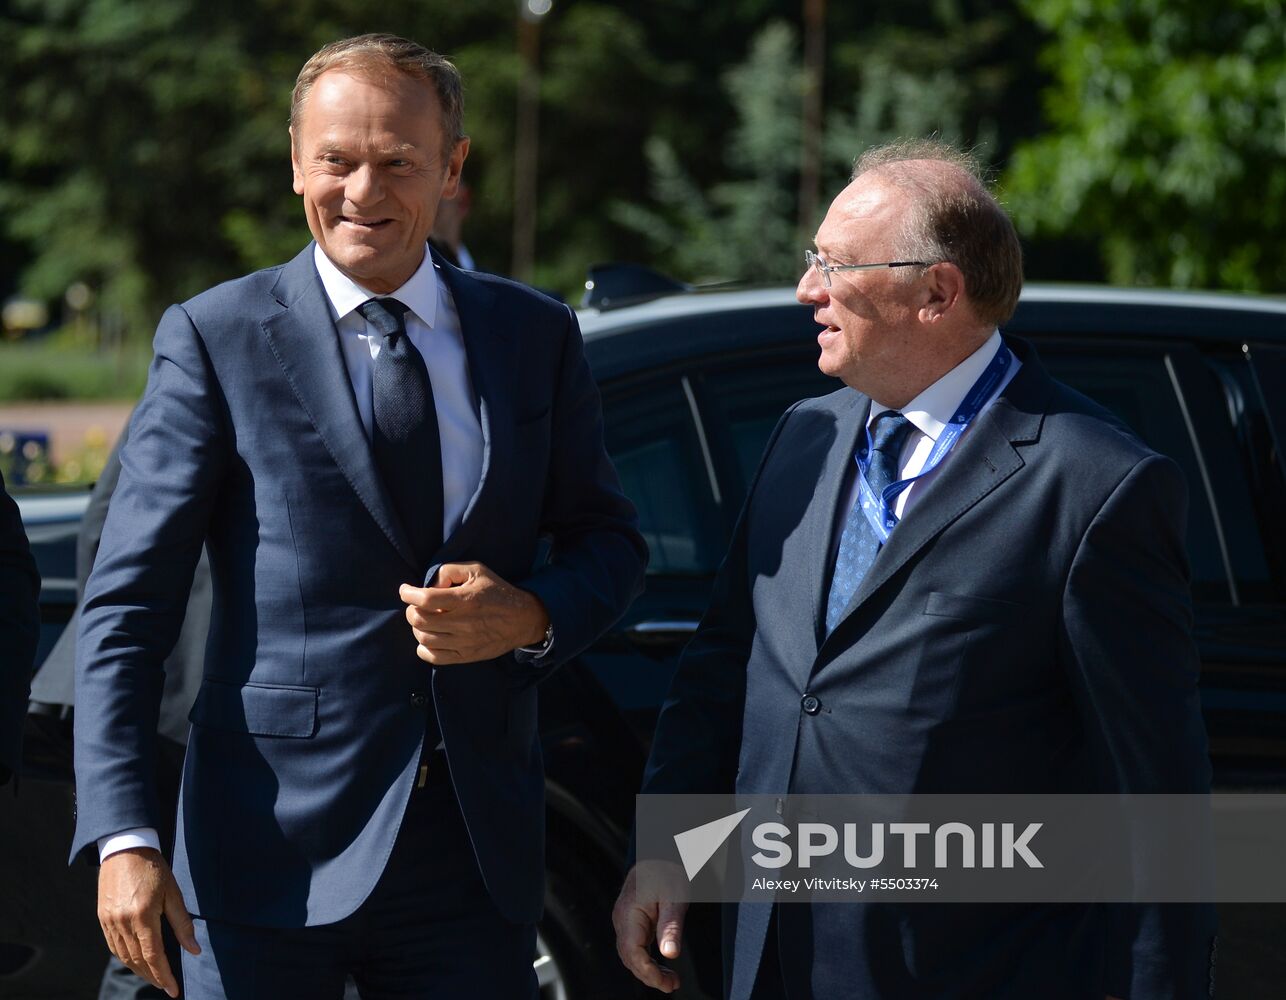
left=430, top=180, right=476, bottom=271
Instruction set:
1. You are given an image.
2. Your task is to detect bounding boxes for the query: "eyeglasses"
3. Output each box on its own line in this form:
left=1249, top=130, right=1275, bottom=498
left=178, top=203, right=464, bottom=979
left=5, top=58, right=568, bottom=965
left=803, top=249, right=928, bottom=288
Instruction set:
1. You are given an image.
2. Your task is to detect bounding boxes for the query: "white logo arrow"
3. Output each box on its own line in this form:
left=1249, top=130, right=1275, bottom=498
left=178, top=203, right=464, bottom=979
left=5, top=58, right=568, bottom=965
left=674, top=808, right=752, bottom=881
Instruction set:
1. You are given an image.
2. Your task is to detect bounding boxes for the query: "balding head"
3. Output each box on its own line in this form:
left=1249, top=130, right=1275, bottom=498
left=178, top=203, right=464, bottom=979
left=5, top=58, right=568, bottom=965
left=852, top=140, right=1023, bottom=327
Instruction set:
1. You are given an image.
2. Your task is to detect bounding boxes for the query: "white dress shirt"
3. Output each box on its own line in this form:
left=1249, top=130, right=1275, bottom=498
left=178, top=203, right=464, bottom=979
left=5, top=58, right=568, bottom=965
left=829, top=330, right=1022, bottom=561
left=98, top=247, right=487, bottom=863
left=316, top=244, right=483, bottom=539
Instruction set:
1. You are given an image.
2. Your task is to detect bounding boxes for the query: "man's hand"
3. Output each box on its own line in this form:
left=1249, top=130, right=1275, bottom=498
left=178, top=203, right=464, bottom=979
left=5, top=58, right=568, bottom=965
left=613, top=862, right=689, bottom=994
left=400, top=562, right=550, bottom=665
left=97, top=848, right=200, bottom=998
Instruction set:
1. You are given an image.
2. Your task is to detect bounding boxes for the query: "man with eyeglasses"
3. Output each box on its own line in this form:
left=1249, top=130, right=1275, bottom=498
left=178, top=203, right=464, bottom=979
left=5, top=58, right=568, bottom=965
left=615, top=138, right=1214, bottom=998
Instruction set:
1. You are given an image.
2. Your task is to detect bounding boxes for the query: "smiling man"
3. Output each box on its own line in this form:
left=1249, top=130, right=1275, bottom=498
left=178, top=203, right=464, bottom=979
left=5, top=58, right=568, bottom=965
left=72, top=34, right=645, bottom=1000
left=615, top=140, right=1214, bottom=999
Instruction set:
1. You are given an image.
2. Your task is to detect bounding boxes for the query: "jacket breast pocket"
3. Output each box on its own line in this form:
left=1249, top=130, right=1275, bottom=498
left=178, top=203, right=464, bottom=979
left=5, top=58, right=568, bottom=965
left=188, top=679, right=319, bottom=738
left=919, top=592, right=1040, bottom=715
left=923, top=591, right=1024, bottom=624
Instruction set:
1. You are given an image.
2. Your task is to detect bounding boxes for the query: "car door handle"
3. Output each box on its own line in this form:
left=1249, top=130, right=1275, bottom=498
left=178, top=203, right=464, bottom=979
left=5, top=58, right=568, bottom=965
left=623, top=619, right=700, bottom=646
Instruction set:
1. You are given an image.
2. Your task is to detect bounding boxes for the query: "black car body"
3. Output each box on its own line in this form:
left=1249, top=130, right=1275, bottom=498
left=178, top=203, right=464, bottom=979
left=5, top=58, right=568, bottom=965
left=5, top=284, right=1286, bottom=998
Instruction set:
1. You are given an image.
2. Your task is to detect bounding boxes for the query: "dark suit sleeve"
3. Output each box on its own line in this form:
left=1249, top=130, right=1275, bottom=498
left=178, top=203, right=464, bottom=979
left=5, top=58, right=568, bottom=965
left=515, top=304, right=648, bottom=667
left=1060, top=453, right=1216, bottom=998
left=71, top=305, right=226, bottom=860
left=638, top=401, right=802, bottom=800
left=0, top=468, right=41, bottom=782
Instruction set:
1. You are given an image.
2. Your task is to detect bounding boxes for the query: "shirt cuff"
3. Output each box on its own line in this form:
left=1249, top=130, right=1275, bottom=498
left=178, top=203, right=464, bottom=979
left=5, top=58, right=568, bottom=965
left=516, top=626, right=555, bottom=663
left=98, top=827, right=161, bottom=863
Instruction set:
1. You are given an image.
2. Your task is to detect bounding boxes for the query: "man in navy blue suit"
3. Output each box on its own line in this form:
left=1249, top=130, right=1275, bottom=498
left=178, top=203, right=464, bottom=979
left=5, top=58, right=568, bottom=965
left=1, top=467, right=40, bottom=787
left=73, top=33, right=645, bottom=1000
left=615, top=140, right=1213, bottom=998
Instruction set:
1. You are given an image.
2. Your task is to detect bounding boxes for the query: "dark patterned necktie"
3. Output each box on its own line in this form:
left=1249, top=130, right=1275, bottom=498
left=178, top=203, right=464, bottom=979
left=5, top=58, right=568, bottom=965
left=356, top=297, right=444, bottom=565
left=824, top=411, right=915, bottom=636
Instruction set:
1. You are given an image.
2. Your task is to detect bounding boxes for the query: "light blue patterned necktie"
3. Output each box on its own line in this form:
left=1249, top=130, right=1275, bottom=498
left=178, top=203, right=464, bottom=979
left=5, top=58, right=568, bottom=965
left=824, top=411, right=915, bottom=636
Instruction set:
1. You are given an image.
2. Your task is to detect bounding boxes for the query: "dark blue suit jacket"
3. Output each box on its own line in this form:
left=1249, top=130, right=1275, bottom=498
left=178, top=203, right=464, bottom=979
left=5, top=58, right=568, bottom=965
left=1, top=468, right=41, bottom=782
left=71, top=245, right=646, bottom=928
left=642, top=339, right=1214, bottom=999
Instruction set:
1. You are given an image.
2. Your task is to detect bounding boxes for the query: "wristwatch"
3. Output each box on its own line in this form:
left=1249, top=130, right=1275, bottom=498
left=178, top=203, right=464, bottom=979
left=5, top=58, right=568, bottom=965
left=519, top=622, right=555, bottom=657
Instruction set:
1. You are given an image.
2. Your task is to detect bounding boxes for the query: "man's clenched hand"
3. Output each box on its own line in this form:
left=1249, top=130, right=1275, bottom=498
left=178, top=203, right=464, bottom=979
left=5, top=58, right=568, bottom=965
left=97, top=848, right=200, bottom=998
left=400, top=562, right=550, bottom=665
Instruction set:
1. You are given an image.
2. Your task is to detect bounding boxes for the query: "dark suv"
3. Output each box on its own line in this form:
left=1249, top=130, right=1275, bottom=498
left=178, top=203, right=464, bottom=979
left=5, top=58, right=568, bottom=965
left=6, top=283, right=1286, bottom=999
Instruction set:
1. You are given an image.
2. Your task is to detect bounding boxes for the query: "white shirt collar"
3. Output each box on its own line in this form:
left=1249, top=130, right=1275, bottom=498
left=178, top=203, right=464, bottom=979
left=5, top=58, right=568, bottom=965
left=312, top=243, right=440, bottom=329
left=868, top=330, right=1003, bottom=441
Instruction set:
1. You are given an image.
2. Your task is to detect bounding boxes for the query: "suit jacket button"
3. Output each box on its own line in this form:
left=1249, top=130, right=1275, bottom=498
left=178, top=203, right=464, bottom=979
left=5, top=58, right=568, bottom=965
left=801, top=694, right=821, bottom=715
left=411, top=692, right=429, bottom=708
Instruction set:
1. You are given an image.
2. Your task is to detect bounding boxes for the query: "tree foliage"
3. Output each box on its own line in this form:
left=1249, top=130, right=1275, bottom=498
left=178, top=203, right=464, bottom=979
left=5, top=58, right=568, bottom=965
left=615, top=3, right=1037, bottom=285
left=0, top=0, right=1280, bottom=346
left=611, top=23, right=805, bottom=284
left=0, top=0, right=428, bottom=328
left=1004, top=0, right=1286, bottom=290
left=0, top=0, right=673, bottom=328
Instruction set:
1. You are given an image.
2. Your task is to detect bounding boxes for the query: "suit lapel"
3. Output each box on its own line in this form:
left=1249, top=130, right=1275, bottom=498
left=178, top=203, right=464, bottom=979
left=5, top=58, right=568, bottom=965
left=819, top=340, right=1050, bottom=654
left=430, top=257, right=516, bottom=568
left=261, top=245, right=419, bottom=569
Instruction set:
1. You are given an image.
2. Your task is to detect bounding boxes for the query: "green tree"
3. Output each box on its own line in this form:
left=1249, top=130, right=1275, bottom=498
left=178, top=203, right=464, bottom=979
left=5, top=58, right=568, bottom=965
left=615, top=6, right=1027, bottom=285
left=1004, top=0, right=1286, bottom=290
left=822, top=2, right=1026, bottom=183
left=456, top=3, right=669, bottom=293
left=0, top=0, right=1051, bottom=333
left=0, top=0, right=676, bottom=323
left=0, top=0, right=318, bottom=334
left=612, top=22, right=806, bottom=285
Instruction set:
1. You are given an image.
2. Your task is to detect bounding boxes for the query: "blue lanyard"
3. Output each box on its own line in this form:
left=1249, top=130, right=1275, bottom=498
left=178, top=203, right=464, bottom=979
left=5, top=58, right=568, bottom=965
left=855, top=342, right=1012, bottom=543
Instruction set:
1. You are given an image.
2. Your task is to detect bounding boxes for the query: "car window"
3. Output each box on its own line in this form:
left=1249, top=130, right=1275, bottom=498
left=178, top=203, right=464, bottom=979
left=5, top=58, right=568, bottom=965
left=1246, top=345, right=1286, bottom=474
left=1246, top=347, right=1286, bottom=598
left=697, top=356, right=841, bottom=500
left=1040, top=350, right=1232, bottom=603
left=1209, top=347, right=1286, bottom=604
left=601, top=378, right=725, bottom=576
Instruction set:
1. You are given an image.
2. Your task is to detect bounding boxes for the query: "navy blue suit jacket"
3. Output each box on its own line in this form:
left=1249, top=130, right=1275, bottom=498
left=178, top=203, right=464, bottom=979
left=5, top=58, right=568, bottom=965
left=642, top=339, right=1214, bottom=999
left=1, top=468, right=41, bottom=782
left=72, top=245, right=646, bottom=927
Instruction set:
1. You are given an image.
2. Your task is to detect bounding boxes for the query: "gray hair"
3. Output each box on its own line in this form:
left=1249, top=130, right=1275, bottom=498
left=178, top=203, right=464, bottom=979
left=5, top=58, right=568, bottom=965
left=291, top=33, right=464, bottom=146
left=852, top=138, right=1023, bottom=326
